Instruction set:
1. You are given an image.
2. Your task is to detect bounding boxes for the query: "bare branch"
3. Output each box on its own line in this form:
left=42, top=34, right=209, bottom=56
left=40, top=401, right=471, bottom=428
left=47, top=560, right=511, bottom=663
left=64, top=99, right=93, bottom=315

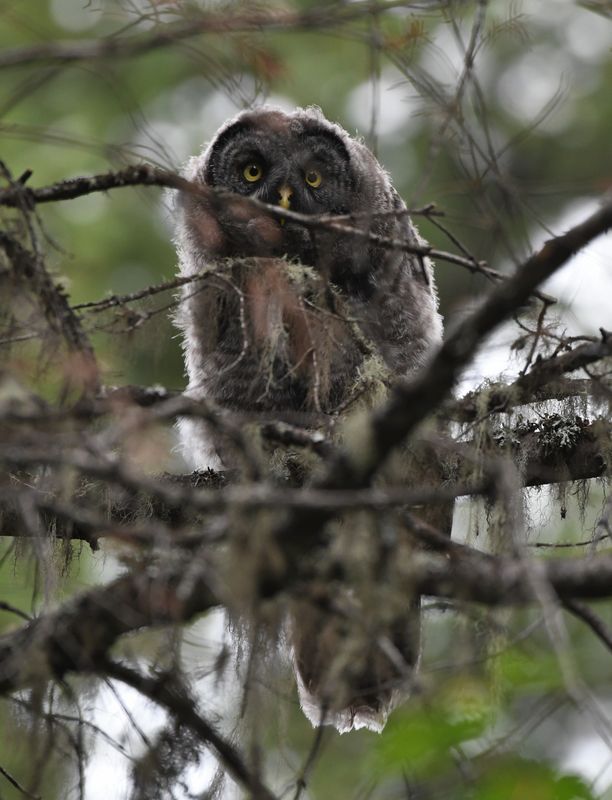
left=0, top=164, right=179, bottom=206
left=0, top=602, right=32, bottom=622
left=0, top=764, right=40, bottom=800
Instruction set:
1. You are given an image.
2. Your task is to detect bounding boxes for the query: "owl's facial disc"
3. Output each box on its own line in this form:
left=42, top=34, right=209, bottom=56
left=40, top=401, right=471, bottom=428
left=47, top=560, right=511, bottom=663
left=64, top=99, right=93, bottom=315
left=203, top=118, right=354, bottom=264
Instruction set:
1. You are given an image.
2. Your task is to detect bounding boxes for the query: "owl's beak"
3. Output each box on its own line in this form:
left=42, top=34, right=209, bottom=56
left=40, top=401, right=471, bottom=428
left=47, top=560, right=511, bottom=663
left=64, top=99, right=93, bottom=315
left=278, top=185, right=292, bottom=225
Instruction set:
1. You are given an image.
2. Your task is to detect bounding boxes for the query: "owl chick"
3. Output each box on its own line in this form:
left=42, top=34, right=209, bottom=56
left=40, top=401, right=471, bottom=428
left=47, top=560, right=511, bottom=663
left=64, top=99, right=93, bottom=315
left=174, top=106, right=444, bottom=732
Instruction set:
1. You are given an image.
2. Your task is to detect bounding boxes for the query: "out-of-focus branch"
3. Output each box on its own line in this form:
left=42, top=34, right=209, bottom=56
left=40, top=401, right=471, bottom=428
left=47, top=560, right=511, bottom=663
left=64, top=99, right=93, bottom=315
left=0, top=445, right=481, bottom=517
left=5, top=542, right=612, bottom=699
left=104, top=660, right=279, bottom=800
left=0, top=231, right=99, bottom=391
left=0, top=2, right=428, bottom=70
left=0, top=384, right=327, bottom=434
left=0, top=418, right=608, bottom=545
left=563, top=599, right=612, bottom=654
left=0, top=556, right=218, bottom=695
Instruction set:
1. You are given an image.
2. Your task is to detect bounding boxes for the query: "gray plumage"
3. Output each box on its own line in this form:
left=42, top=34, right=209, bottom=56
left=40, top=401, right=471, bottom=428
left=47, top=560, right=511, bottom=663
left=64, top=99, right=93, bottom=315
left=173, top=106, right=443, bottom=731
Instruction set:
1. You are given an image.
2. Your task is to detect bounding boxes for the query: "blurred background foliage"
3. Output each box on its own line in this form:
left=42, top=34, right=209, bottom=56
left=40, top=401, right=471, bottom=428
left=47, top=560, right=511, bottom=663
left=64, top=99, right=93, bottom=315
left=0, top=1, right=611, bottom=798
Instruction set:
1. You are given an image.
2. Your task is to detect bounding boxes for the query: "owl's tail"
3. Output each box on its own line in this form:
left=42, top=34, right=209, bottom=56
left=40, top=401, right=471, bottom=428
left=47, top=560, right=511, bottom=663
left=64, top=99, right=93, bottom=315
left=295, top=670, right=392, bottom=734
left=290, top=594, right=421, bottom=734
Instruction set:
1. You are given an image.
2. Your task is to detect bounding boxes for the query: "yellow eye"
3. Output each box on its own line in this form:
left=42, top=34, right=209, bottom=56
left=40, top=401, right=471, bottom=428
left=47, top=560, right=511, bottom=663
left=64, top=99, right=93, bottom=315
left=305, top=169, right=322, bottom=188
left=243, top=163, right=263, bottom=182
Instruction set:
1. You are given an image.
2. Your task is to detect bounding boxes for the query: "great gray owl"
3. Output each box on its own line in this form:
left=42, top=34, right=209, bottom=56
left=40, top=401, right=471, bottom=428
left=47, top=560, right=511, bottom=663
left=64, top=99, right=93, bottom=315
left=174, top=106, right=444, bottom=733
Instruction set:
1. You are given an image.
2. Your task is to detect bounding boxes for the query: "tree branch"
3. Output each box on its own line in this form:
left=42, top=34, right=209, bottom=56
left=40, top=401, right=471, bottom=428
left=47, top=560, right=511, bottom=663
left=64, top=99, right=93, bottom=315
left=414, top=549, right=612, bottom=605
left=563, top=599, right=612, bottom=654
left=4, top=542, right=612, bottom=699
left=0, top=231, right=99, bottom=391
left=104, top=660, right=279, bottom=800
left=0, top=165, right=554, bottom=282
left=325, top=198, right=612, bottom=490
left=0, top=2, right=428, bottom=70
left=0, top=557, right=218, bottom=695
left=449, top=331, right=612, bottom=422
left=0, top=416, right=608, bottom=545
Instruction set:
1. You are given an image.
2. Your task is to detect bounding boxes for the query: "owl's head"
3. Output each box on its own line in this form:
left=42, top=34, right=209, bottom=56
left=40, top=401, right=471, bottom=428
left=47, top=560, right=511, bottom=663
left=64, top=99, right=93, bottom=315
left=181, top=106, right=393, bottom=274
left=203, top=106, right=361, bottom=216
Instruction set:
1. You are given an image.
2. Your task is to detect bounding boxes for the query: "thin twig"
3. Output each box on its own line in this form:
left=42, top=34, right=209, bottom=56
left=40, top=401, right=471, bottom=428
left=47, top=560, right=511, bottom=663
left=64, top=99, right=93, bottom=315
left=0, top=764, right=41, bottom=800
left=0, top=165, right=560, bottom=297
left=564, top=599, right=612, bottom=654
left=0, top=2, right=424, bottom=70
left=104, top=660, right=279, bottom=800
left=0, top=602, right=32, bottom=622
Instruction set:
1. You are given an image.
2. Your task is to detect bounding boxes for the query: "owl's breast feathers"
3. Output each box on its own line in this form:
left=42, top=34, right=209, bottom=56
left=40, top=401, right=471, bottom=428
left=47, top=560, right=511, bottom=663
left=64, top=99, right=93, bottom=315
left=178, top=257, right=365, bottom=416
